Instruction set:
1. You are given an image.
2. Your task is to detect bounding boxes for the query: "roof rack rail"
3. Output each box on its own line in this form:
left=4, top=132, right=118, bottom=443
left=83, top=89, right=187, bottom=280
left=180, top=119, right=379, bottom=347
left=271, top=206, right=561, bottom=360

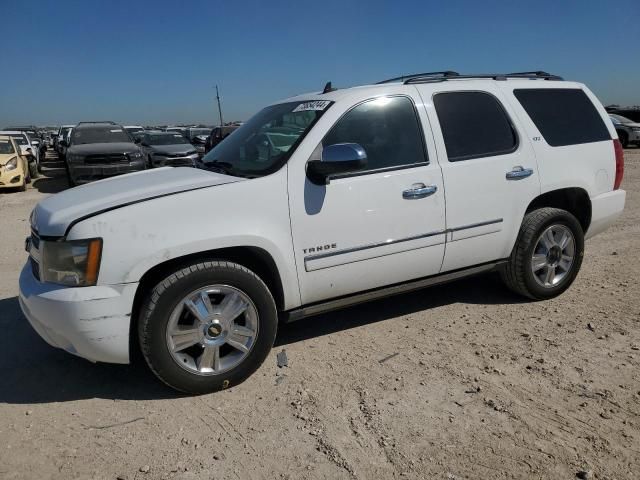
left=76, top=121, right=117, bottom=125
left=376, top=71, right=460, bottom=84
left=403, top=71, right=563, bottom=84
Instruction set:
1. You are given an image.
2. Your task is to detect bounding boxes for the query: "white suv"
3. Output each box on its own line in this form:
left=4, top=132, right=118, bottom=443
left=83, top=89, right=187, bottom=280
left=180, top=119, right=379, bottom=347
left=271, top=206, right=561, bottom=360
left=19, top=71, right=626, bottom=394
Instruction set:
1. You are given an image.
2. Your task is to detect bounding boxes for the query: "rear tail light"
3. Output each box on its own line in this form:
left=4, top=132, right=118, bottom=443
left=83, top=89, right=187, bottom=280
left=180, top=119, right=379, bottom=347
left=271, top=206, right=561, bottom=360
left=613, top=139, right=624, bottom=190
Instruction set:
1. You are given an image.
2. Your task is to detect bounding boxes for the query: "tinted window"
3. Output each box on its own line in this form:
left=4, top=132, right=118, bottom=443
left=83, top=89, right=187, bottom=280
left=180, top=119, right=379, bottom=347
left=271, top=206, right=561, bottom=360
left=434, top=91, right=517, bottom=161
left=147, top=133, right=190, bottom=145
left=71, top=127, right=131, bottom=144
left=322, top=96, right=427, bottom=171
left=514, top=89, right=610, bottom=147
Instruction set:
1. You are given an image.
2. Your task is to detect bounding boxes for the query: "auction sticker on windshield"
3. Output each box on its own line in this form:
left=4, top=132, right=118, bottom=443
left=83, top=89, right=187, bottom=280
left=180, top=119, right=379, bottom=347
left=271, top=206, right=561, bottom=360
left=292, top=100, right=331, bottom=112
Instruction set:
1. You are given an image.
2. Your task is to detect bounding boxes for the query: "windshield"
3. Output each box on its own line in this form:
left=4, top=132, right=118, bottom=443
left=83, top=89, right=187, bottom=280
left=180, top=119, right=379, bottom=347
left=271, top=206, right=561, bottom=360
left=189, top=128, right=210, bottom=138
left=148, top=133, right=190, bottom=145
left=202, top=100, right=331, bottom=177
left=71, top=126, right=131, bottom=144
left=0, top=139, right=15, bottom=154
left=610, top=114, right=633, bottom=124
left=4, top=134, right=28, bottom=145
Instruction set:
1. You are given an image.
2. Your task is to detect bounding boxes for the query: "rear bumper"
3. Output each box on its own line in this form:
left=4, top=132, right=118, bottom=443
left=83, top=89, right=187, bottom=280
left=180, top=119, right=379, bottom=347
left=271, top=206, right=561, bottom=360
left=586, top=189, right=626, bottom=239
left=18, top=263, right=137, bottom=364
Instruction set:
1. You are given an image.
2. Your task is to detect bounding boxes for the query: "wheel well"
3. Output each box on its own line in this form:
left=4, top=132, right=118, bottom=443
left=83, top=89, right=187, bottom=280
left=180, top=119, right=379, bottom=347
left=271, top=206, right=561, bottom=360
left=129, top=246, right=285, bottom=362
left=526, top=188, right=591, bottom=232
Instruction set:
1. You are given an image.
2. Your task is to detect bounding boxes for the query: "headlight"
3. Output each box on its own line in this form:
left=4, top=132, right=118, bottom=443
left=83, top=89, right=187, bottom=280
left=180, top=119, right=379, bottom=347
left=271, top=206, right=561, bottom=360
left=632, top=127, right=640, bottom=132
left=41, top=238, right=102, bottom=286
left=4, top=157, right=18, bottom=171
left=129, top=151, right=143, bottom=159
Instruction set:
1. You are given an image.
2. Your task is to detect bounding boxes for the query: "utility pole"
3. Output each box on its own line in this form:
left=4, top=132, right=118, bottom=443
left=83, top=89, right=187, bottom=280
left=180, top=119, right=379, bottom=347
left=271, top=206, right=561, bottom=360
left=215, top=85, right=224, bottom=128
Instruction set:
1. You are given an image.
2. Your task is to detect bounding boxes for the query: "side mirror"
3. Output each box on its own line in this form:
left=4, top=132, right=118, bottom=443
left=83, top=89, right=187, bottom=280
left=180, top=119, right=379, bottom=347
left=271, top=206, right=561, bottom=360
left=306, top=143, right=367, bottom=185
left=134, top=137, right=141, bottom=144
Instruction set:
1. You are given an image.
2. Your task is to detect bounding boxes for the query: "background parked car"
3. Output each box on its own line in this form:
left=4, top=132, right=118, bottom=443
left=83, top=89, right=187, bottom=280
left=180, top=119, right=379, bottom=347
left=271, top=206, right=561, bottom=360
left=204, top=124, right=241, bottom=153
left=4, top=126, right=46, bottom=157
left=124, top=125, right=144, bottom=139
left=58, top=127, right=74, bottom=161
left=0, top=130, right=39, bottom=178
left=136, top=131, right=199, bottom=167
left=183, top=127, right=211, bottom=155
left=609, top=114, right=640, bottom=148
left=0, top=135, right=30, bottom=191
left=65, top=121, right=146, bottom=185
left=55, top=125, right=74, bottom=156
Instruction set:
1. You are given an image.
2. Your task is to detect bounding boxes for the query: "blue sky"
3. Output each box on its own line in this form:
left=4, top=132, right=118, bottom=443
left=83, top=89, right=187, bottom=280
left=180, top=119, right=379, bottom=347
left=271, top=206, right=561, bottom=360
left=1, top=0, right=638, bottom=126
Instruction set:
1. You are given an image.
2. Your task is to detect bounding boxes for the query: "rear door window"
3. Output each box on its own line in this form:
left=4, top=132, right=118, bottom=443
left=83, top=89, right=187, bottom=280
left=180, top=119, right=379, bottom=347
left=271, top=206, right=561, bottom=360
left=514, top=89, right=610, bottom=147
left=433, top=91, right=518, bottom=162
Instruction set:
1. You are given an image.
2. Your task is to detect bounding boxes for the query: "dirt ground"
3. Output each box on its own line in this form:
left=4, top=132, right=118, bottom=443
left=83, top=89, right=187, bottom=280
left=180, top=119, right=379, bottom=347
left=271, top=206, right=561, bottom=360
left=1, top=149, right=639, bottom=480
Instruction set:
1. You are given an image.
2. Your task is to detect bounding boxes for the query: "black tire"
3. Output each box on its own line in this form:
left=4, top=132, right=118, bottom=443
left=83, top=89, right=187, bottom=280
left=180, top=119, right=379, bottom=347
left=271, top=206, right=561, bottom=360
left=28, top=160, right=39, bottom=180
left=23, top=159, right=31, bottom=184
left=619, top=132, right=629, bottom=149
left=138, top=261, right=278, bottom=394
left=501, top=207, right=584, bottom=300
left=65, top=162, right=76, bottom=187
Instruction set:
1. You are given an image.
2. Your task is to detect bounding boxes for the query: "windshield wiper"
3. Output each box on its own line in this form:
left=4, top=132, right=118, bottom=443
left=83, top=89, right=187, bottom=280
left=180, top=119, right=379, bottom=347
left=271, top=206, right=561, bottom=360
left=204, top=160, right=238, bottom=176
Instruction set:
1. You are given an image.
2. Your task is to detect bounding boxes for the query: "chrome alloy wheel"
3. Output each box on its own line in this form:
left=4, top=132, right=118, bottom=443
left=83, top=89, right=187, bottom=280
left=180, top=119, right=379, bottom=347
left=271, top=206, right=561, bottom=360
left=166, top=285, right=259, bottom=375
left=531, top=224, right=576, bottom=288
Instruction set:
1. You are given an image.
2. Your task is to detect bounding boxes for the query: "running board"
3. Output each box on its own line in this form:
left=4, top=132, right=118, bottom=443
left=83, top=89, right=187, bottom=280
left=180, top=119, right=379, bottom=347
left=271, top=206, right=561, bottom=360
left=283, top=260, right=506, bottom=323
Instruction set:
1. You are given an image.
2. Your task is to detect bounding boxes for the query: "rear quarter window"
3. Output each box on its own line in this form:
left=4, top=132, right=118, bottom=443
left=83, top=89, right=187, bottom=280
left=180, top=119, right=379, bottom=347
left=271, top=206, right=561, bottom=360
left=513, top=88, right=611, bottom=147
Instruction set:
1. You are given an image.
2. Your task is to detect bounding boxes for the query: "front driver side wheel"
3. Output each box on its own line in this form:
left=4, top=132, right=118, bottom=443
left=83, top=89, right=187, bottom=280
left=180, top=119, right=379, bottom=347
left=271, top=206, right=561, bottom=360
left=138, top=261, right=278, bottom=394
left=501, top=207, right=584, bottom=300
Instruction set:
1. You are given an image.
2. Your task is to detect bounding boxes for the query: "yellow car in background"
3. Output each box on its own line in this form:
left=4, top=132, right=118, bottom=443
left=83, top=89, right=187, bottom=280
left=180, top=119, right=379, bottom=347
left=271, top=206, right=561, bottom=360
left=0, top=135, right=30, bottom=192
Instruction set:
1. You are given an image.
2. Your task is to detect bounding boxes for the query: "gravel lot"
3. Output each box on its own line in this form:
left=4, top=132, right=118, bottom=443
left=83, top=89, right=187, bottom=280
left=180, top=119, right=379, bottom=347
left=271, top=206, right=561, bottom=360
left=1, top=150, right=639, bottom=480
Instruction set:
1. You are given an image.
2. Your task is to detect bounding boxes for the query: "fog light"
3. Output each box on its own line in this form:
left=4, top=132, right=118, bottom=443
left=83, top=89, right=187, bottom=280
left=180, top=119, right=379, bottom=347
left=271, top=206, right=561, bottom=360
left=10, top=175, right=21, bottom=184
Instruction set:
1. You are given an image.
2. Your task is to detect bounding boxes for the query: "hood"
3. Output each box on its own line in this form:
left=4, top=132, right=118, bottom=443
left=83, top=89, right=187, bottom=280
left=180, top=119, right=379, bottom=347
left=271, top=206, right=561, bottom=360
left=0, top=153, right=17, bottom=165
left=67, top=142, right=140, bottom=155
left=32, top=167, right=243, bottom=237
left=149, top=144, right=197, bottom=155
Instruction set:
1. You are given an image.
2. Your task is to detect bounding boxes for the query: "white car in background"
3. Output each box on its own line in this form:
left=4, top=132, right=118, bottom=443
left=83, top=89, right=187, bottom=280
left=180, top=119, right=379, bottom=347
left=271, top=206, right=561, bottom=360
left=20, top=71, right=625, bottom=394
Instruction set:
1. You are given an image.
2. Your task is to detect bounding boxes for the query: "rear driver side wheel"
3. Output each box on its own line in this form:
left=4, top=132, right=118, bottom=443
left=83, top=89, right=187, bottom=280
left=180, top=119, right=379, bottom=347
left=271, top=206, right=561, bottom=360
left=501, top=207, right=584, bottom=300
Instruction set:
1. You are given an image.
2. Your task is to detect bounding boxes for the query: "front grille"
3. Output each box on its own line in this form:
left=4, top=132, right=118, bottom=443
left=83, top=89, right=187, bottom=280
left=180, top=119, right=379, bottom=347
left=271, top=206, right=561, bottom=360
left=84, top=153, right=129, bottom=164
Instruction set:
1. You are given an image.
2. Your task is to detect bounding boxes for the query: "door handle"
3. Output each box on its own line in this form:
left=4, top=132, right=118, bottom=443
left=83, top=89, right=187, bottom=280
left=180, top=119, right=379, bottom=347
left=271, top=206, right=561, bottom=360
left=402, top=183, right=438, bottom=199
left=506, top=166, right=534, bottom=180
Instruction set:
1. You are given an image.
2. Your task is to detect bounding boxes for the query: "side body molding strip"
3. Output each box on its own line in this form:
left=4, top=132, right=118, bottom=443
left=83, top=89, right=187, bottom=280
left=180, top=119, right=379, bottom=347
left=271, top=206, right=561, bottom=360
left=303, top=218, right=503, bottom=271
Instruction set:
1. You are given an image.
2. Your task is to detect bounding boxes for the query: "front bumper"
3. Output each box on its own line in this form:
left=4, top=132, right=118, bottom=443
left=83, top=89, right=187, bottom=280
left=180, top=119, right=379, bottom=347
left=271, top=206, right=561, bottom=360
left=585, top=189, right=626, bottom=239
left=68, top=159, right=146, bottom=184
left=0, top=162, right=26, bottom=188
left=18, top=263, right=137, bottom=364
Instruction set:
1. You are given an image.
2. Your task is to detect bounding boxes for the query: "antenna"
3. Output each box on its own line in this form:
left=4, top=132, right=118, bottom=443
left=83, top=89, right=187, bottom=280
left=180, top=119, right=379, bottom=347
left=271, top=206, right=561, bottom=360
left=215, top=85, right=224, bottom=128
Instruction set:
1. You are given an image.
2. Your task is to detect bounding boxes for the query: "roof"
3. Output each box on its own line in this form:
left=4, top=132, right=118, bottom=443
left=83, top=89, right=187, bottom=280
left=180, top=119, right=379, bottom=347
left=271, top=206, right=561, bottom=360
left=279, top=74, right=579, bottom=106
left=0, top=130, right=28, bottom=136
